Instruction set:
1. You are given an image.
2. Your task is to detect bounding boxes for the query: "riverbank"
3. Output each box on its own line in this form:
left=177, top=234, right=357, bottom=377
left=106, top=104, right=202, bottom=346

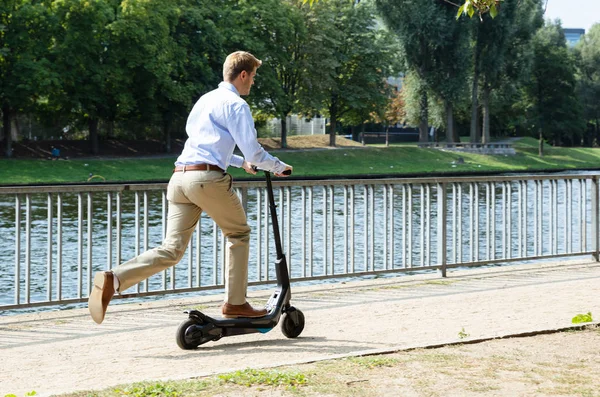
left=2, top=137, right=600, bottom=185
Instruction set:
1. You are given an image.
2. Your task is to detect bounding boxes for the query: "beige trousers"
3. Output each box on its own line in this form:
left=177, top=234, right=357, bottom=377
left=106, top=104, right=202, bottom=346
left=112, top=170, right=251, bottom=305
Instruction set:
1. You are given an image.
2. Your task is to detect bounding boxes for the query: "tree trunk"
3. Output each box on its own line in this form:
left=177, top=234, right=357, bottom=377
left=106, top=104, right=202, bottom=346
left=385, top=124, right=389, bottom=147
left=360, top=123, right=366, bottom=146
left=329, top=95, right=338, bottom=147
left=163, top=118, right=172, bottom=153
left=476, top=107, right=482, bottom=143
left=418, top=89, right=428, bottom=143
left=538, top=128, right=544, bottom=157
left=470, top=25, right=482, bottom=144
left=89, top=118, right=99, bottom=155
left=470, top=84, right=480, bottom=143
left=280, top=115, right=288, bottom=149
left=107, top=121, right=114, bottom=139
left=3, top=105, right=13, bottom=158
left=445, top=100, right=458, bottom=143
left=482, top=84, right=491, bottom=144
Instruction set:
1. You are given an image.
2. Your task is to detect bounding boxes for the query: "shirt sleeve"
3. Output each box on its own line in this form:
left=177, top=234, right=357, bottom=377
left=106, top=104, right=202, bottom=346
left=229, top=154, right=245, bottom=168
left=227, top=103, right=288, bottom=174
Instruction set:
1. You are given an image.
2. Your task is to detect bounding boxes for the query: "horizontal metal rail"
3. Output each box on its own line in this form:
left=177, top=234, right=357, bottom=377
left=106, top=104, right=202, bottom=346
left=1, top=173, right=598, bottom=310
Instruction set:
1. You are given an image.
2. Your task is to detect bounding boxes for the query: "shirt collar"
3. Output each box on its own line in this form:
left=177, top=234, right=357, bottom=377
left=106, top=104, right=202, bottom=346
left=218, top=81, right=240, bottom=97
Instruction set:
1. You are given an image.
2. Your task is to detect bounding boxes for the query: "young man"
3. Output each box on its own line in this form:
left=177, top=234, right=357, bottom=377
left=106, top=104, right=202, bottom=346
left=88, top=51, right=293, bottom=324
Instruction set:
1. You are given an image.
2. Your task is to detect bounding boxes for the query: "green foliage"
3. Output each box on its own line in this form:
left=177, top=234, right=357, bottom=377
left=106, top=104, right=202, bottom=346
left=348, top=356, right=399, bottom=369
left=375, top=0, right=469, bottom=141
left=218, top=368, right=307, bottom=388
left=0, top=0, right=592, bottom=158
left=456, top=0, right=503, bottom=20
left=471, top=0, right=543, bottom=143
left=227, top=0, right=321, bottom=146
left=114, top=382, right=180, bottom=397
left=314, top=0, right=400, bottom=144
left=3, top=392, right=36, bottom=397
left=522, top=20, right=584, bottom=145
left=575, top=23, right=600, bottom=146
left=458, top=327, right=470, bottom=339
left=572, top=312, right=593, bottom=324
left=0, top=0, right=58, bottom=155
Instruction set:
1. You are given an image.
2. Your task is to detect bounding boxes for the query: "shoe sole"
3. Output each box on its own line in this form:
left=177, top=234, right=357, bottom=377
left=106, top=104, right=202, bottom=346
left=89, top=272, right=109, bottom=324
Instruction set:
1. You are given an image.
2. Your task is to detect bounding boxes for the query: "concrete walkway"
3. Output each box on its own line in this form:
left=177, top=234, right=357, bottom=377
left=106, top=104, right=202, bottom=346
left=1, top=259, right=599, bottom=396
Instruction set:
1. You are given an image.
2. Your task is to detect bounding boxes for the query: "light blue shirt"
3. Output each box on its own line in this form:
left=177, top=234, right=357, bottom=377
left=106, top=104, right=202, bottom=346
left=176, top=82, right=287, bottom=174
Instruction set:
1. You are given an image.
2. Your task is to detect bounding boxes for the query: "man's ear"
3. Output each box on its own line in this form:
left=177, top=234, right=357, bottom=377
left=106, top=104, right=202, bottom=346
left=239, top=70, right=247, bottom=80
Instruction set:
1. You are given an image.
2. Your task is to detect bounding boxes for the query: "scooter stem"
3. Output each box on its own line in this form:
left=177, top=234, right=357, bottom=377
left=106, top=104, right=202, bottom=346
left=264, top=171, right=284, bottom=260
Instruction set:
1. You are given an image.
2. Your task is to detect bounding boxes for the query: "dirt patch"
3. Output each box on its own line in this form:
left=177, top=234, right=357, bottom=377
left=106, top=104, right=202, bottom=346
left=57, top=326, right=600, bottom=396
left=9, top=135, right=360, bottom=159
left=258, top=135, right=362, bottom=151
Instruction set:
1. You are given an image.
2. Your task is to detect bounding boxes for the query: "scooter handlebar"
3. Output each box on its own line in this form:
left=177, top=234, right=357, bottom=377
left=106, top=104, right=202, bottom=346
left=251, top=166, right=292, bottom=176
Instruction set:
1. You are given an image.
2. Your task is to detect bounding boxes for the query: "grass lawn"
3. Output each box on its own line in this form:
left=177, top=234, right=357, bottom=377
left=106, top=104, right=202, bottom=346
left=1, top=137, right=599, bottom=185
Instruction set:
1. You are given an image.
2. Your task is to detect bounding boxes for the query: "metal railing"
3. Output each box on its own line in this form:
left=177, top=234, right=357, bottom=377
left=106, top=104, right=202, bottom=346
left=1, top=173, right=598, bottom=310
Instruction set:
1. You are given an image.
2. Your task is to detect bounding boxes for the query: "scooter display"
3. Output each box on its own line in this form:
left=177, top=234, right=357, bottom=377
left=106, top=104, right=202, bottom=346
left=175, top=169, right=305, bottom=349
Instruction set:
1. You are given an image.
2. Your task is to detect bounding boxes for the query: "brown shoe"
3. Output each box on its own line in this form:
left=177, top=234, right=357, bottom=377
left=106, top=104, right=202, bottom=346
left=222, top=302, right=267, bottom=319
left=88, top=271, right=115, bottom=324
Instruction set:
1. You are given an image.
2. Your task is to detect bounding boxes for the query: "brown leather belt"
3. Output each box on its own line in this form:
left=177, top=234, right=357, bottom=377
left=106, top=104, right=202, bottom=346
left=173, top=164, right=224, bottom=173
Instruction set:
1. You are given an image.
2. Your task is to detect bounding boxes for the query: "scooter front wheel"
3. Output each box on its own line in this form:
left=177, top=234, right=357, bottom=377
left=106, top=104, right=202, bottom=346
left=176, top=318, right=202, bottom=350
left=281, top=307, right=305, bottom=338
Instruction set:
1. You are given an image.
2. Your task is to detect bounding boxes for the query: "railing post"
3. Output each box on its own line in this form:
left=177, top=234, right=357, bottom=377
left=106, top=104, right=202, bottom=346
left=437, top=182, right=447, bottom=277
left=592, top=176, right=599, bottom=261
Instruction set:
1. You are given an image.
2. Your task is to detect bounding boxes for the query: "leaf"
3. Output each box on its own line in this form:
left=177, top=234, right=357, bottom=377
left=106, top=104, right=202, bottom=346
left=467, top=4, right=475, bottom=18
left=571, top=312, right=593, bottom=324
left=490, top=4, right=498, bottom=18
left=456, top=4, right=465, bottom=20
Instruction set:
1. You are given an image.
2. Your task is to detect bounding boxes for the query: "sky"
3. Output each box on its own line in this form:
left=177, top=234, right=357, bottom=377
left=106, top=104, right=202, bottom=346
left=543, top=0, right=600, bottom=31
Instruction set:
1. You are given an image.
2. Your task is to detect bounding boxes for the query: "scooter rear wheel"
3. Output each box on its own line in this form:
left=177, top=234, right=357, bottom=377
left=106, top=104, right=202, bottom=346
left=281, top=307, right=305, bottom=338
left=176, top=318, right=202, bottom=350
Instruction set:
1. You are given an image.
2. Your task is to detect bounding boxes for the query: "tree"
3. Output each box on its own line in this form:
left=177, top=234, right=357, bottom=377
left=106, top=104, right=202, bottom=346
left=370, top=85, right=406, bottom=147
left=427, top=1, right=471, bottom=143
left=319, top=0, right=398, bottom=147
left=468, top=0, right=543, bottom=143
left=1, top=0, right=57, bottom=157
left=225, top=0, right=322, bottom=149
left=523, top=20, right=583, bottom=154
left=124, top=0, right=224, bottom=152
left=376, top=0, right=465, bottom=143
left=575, top=23, right=600, bottom=146
left=52, top=0, right=132, bottom=155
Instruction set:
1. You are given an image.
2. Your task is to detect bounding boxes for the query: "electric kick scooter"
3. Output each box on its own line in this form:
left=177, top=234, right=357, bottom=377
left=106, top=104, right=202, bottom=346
left=176, top=169, right=305, bottom=349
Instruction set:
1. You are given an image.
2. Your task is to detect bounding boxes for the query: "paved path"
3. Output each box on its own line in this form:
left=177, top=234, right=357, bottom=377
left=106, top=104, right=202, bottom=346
left=1, top=259, right=599, bottom=396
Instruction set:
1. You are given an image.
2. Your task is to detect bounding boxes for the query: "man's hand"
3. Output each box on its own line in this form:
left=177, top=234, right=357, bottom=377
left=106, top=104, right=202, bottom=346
left=242, top=161, right=257, bottom=175
left=275, top=165, right=293, bottom=177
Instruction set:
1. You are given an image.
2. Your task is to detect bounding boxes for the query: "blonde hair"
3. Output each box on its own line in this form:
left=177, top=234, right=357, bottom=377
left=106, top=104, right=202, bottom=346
left=223, top=51, right=262, bottom=82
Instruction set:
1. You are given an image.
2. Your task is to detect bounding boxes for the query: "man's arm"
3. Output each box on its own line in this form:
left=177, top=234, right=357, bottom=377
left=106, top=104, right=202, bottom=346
left=228, top=103, right=290, bottom=175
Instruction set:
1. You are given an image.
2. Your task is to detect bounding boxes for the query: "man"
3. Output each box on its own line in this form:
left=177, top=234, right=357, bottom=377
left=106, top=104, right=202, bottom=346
left=88, top=51, right=293, bottom=324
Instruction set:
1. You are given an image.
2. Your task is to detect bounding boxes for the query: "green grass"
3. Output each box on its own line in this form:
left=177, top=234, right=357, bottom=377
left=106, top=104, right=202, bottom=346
left=218, top=368, right=307, bottom=387
left=2, top=139, right=600, bottom=185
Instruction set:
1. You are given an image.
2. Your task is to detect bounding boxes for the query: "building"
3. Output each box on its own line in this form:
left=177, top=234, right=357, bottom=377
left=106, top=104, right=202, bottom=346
left=563, top=28, right=585, bottom=47
left=266, top=114, right=326, bottom=137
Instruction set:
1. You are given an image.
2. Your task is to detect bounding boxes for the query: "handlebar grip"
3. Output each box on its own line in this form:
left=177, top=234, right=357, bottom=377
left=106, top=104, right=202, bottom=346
left=251, top=165, right=292, bottom=176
